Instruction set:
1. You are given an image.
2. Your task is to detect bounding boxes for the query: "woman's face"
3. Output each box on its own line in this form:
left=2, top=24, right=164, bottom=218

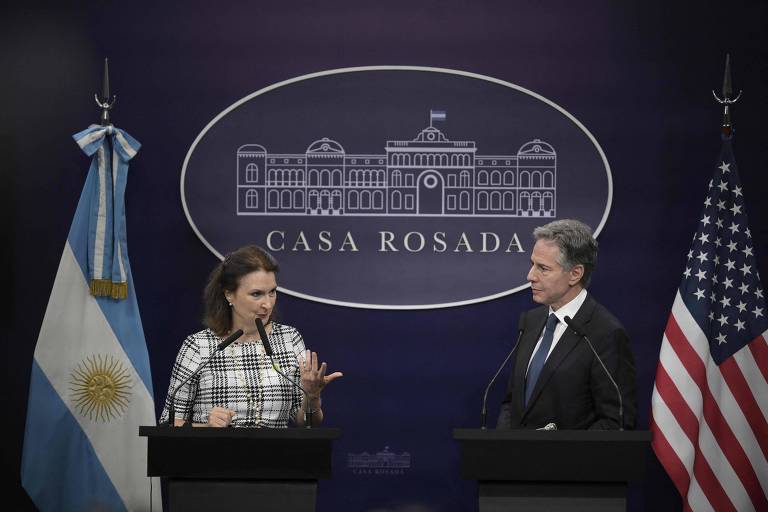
left=224, top=270, right=277, bottom=331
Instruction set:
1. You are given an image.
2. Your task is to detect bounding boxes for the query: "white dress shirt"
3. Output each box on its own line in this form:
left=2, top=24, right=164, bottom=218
left=525, top=288, right=588, bottom=376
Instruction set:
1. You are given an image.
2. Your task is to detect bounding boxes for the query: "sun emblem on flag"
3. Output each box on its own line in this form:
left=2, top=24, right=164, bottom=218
left=70, top=355, right=132, bottom=422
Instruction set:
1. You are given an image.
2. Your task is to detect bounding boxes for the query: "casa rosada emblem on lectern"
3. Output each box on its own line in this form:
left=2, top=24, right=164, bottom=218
left=181, top=66, right=612, bottom=309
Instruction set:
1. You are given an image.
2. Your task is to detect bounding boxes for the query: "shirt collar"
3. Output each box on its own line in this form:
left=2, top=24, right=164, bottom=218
left=549, top=288, right=588, bottom=325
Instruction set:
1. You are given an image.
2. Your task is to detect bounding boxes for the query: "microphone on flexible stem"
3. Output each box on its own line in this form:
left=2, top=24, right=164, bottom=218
left=162, top=329, right=244, bottom=427
left=563, top=316, right=624, bottom=431
left=255, top=318, right=314, bottom=428
left=481, top=311, right=527, bottom=429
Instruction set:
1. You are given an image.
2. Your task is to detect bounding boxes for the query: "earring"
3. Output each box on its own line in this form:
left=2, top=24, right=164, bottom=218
left=228, top=302, right=232, bottom=307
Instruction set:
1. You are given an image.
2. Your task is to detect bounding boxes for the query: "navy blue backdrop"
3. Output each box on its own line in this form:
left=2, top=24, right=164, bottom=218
left=4, top=1, right=768, bottom=511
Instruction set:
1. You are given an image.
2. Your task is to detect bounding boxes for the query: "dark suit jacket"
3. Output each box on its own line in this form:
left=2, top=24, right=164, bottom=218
left=497, top=294, right=637, bottom=430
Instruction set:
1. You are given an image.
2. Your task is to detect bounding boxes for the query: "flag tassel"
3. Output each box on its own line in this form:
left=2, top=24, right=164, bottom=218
left=90, top=279, right=128, bottom=300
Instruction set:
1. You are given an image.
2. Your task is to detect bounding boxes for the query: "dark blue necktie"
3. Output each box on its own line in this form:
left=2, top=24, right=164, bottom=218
left=525, top=313, right=559, bottom=407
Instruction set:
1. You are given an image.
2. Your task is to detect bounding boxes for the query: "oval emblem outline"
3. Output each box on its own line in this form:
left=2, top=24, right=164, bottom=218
left=180, top=65, right=613, bottom=310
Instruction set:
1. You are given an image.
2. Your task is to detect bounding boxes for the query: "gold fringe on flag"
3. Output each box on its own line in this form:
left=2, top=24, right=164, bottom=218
left=90, top=280, right=128, bottom=300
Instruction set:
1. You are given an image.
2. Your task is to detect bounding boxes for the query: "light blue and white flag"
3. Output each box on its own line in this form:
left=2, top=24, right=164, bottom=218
left=430, top=109, right=446, bottom=124
left=21, top=125, right=160, bottom=511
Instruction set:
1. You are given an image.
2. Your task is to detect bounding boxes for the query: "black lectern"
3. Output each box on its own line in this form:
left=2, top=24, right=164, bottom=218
left=139, top=426, right=341, bottom=512
left=453, top=429, right=651, bottom=512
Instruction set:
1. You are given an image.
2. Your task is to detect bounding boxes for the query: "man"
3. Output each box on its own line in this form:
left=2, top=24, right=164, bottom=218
left=497, top=219, right=636, bottom=430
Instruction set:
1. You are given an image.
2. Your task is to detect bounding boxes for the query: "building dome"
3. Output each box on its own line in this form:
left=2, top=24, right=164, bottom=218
left=518, top=139, right=555, bottom=156
left=306, top=137, right=345, bottom=154
left=413, top=126, right=448, bottom=143
left=237, top=144, right=267, bottom=153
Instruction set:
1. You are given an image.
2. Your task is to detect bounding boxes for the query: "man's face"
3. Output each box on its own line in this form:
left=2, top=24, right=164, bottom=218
left=527, top=239, right=582, bottom=310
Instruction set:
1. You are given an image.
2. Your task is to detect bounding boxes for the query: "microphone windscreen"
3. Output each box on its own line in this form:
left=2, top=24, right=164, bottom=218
left=217, top=329, right=243, bottom=351
left=563, top=316, right=586, bottom=337
left=255, top=318, right=274, bottom=356
left=517, top=311, right=527, bottom=333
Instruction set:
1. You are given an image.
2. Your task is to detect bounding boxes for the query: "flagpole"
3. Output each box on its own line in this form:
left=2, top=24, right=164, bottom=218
left=95, top=57, right=116, bottom=126
left=712, top=53, right=742, bottom=137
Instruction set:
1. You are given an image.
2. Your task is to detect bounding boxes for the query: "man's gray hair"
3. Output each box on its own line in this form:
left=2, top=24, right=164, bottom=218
left=533, top=219, right=598, bottom=287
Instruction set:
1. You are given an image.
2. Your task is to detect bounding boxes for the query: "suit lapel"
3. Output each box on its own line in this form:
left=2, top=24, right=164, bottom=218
left=514, top=308, right=547, bottom=411
left=521, top=295, right=598, bottom=419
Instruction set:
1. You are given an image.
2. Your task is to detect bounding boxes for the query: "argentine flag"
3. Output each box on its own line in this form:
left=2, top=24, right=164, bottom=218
left=430, top=109, right=446, bottom=122
left=22, top=125, right=160, bottom=511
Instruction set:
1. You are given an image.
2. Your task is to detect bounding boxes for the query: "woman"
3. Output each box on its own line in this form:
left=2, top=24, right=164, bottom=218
left=160, top=245, right=342, bottom=427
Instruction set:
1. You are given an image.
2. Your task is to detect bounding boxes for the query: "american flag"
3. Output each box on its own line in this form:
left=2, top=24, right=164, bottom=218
left=650, top=136, right=768, bottom=511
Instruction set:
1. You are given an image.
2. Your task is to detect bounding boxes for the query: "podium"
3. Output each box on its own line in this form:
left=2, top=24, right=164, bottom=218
left=453, top=429, right=651, bottom=512
left=139, top=426, right=341, bottom=512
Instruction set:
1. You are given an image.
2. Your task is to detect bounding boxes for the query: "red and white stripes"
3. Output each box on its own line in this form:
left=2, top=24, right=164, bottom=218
left=651, top=291, right=768, bottom=511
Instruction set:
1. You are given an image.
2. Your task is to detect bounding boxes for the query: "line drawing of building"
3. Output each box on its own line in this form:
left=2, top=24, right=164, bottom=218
left=347, top=446, right=412, bottom=470
left=236, top=113, right=556, bottom=217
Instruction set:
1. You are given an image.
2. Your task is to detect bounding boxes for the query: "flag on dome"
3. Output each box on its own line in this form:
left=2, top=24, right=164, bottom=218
left=430, top=109, right=446, bottom=124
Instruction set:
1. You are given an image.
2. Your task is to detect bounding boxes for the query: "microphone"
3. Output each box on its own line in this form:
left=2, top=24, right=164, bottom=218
left=481, top=311, right=527, bottom=429
left=563, top=316, right=624, bottom=430
left=255, top=318, right=314, bottom=428
left=163, top=329, right=244, bottom=426
left=217, top=330, right=243, bottom=351
left=255, top=317, right=274, bottom=356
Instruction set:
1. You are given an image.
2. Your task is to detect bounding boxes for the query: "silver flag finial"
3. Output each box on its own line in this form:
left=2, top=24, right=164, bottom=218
left=94, top=58, right=116, bottom=126
left=712, top=53, right=742, bottom=134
